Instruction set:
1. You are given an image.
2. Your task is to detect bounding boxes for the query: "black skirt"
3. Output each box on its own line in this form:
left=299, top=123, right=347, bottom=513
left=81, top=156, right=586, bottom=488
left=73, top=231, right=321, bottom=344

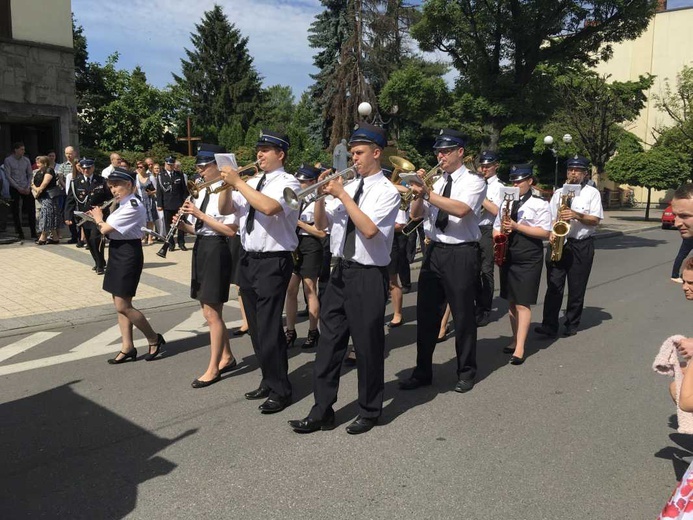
left=228, top=234, right=242, bottom=286
left=499, top=232, right=544, bottom=306
left=388, top=232, right=408, bottom=277
left=103, top=239, right=144, bottom=298
left=293, top=235, right=323, bottom=278
left=191, top=236, right=232, bottom=303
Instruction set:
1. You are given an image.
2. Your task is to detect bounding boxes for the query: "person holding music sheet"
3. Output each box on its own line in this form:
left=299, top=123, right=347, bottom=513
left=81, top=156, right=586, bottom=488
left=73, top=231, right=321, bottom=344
left=493, top=165, right=551, bottom=365
left=171, top=144, right=240, bottom=388
left=65, top=158, right=113, bottom=274
left=288, top=122, right=400, bottom=435
left=535, top=156, right=604, bottom=338
left=88, top=167, right=165, bottom=364
left=399, top=128, right=486, bottom=394
left=476, top=151, right=504, bottom=327
left=285, top=164, right=325, bottom=350
left=217, top=130, right=301, bottom=414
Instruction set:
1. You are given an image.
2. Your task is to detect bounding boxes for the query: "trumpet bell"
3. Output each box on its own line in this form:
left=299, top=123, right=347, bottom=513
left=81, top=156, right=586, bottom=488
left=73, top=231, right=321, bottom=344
left=283, top=187, right=301, bottom=211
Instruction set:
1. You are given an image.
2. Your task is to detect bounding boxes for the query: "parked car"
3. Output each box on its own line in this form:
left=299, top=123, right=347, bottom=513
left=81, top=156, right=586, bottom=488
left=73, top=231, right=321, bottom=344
left=662, top=204, right=676, bottom=229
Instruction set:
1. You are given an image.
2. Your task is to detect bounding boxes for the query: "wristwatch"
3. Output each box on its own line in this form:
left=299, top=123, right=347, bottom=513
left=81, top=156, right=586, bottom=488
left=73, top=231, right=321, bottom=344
left=422, top=192, right=430, bottom=201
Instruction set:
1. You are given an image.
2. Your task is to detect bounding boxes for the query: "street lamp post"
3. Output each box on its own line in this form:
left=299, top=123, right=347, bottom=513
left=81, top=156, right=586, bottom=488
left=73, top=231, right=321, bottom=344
left=543, top=134, right=573, bottom=188
left=357, top=101, right=397, bottom=128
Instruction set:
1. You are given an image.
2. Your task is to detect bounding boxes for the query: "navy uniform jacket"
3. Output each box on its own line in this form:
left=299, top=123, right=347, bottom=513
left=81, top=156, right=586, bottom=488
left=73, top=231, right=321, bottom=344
left=64, top=174, right=113, bottom=221
left=156, top=168, right=188, bottom=210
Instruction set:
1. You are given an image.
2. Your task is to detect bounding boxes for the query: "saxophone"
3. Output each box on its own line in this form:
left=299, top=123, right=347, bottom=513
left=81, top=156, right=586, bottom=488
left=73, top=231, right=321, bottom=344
left=550, top=191, right=574, bottom=262
left=493, top=194, right=513, bottom=266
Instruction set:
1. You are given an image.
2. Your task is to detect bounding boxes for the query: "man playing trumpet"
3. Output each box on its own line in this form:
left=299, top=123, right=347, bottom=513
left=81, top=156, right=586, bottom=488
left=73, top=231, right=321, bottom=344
left=218, top=130, right=301, bottom=415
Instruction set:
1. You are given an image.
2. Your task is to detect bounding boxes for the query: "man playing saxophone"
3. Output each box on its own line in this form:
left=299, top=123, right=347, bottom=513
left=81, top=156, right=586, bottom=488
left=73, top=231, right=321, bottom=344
left=535, top=156, right=603, bottom=338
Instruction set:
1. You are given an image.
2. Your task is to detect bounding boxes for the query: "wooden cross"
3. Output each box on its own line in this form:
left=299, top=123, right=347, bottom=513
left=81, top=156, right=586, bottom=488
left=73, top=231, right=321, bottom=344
left=177, top=117, right=201, bottom=156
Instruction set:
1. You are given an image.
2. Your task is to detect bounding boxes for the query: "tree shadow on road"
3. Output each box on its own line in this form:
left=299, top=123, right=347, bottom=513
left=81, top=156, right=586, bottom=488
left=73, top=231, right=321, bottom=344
left=594, top=234, right=667, bottom=250
left=0, top=381, right=196, bottom=519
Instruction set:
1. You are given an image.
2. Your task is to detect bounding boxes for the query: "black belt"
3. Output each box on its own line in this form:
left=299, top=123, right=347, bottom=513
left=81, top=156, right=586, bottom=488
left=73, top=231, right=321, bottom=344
left=338, top=259, right=383, bottom=270
left=244, top=250, right=292, bottom=259
left=479, top=224, right=494, bottom=229
left=196, top=235, right=228, bottom=242
left=430, top=241, right=478, bottom=249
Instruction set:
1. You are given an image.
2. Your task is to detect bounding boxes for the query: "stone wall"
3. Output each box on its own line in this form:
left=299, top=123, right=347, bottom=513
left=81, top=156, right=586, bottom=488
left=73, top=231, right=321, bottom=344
left=0, top=39, right=78, bottom=151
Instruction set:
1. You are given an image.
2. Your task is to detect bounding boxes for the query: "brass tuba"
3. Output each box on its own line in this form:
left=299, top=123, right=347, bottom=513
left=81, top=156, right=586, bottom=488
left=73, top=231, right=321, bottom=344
left=550, top=191, right=574, bottom=262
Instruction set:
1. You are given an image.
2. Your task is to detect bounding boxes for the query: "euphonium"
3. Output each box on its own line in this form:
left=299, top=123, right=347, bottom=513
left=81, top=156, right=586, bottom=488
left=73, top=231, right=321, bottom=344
left=493, top=194, right=513, bottom=266
left=550, top=192, right=574, bottom=262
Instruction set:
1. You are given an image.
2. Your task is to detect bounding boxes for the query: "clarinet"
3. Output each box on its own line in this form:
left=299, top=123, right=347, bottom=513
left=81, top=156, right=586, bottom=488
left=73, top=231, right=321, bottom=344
left=156, top=179, right=203, bottom=258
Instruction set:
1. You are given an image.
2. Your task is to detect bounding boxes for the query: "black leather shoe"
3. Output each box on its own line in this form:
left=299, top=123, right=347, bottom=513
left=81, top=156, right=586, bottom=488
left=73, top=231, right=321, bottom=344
left=454, top=379, right=475, bottom=393
left=169, top=243, right=176, bottom=252
left=563, top=328, right=577, bottom=337
left=145, top=333, right=166, bottom=361
left=288, top=414, right=336, bottom=433
left=107, top=348, right=137, bottom=364
left=245, top=386, right=271, bottom=400
left=191, top=375, right=221, bottom=389
left=346, top=416, right=378, bottom=435
left=231, top=327, right=249, bottom=337
left=510, top=355, right=525, bottom=365
left=178, top=244, right=188, bottom=251
left=76, top=240, right=85, bottom=248
left=219, top=359, right=238, bottom=374
left=476, top=312, right=491, bottom=327
left=259, top=395, right=292, bottom=414
left=534, top=325, right=558, bottom=338
left=95, top=268, right=105, bottom=275
left=398, top=377, right=431, bottom=390
left=388, top=319, right=404, bottom=328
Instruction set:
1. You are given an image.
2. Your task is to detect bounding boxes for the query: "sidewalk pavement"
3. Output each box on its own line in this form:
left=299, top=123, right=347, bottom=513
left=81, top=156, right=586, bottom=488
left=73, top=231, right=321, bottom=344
left=0, top=207, right=666, bottom=337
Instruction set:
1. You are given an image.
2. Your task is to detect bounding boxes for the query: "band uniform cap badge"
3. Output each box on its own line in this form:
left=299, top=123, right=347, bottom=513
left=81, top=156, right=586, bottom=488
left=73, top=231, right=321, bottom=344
left=130, top=199, right=138, bottom=207
left=354, top=124, right=360, bottom=130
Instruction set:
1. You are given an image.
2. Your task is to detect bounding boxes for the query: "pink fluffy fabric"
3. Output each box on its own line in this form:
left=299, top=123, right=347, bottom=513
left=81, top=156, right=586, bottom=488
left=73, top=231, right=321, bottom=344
left=653, top=335, right=693, bottom=434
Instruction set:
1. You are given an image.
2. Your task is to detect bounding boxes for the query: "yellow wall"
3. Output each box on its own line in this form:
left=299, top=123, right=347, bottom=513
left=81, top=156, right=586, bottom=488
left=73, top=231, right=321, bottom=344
left=10, top=0, right=73, bottom=48
left=594, top=7, right=693, bottom=204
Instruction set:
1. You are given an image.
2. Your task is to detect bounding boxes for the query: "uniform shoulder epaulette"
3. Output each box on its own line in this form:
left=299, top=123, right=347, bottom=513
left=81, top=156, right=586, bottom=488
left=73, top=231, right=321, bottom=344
left=130, top=199, right=138, bottom=207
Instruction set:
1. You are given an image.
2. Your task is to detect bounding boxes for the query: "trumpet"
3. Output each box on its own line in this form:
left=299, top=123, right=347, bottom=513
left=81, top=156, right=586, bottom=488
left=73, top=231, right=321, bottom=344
left=399, top=161, right=442, bottom=212
left=282, top=166, right=358, bottom=211
left=210, top=161, right=261, bottom=194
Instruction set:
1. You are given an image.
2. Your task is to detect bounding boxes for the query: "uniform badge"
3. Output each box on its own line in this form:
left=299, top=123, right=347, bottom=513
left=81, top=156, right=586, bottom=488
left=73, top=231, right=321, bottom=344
left=439, top=129, right=444, bottom=135
left=130, top=199, right=138, bottom=207
left=353, top=124, right=360, bottom=130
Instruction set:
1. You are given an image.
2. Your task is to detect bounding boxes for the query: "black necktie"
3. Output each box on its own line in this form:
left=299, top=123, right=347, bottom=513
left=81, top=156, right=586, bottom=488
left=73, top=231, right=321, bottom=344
left=342, top=178, right=364, bottom=260
left=195, top=190, right=210, bottom=232
left=246, top=173, right=266, bottom=234
left=434, top=175, right=453, bottom=231
left=511, top=190, right=532, bottom=221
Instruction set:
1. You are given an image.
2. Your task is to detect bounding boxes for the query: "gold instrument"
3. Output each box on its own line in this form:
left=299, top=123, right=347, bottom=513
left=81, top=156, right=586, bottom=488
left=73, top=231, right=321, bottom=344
left=389, top=155, right=416, bottom=185
left=282, top=166, right=358, bottom=211
left=209, top=161, right=261, bottom=195
left=550, top=190, right=574, bottom=262
left=399, top=161, right=443, bottom=215
left=493, top=193, right=514, bottom=266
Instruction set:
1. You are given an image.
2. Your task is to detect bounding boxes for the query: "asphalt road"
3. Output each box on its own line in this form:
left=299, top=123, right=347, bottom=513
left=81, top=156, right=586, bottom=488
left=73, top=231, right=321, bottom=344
left=0, top=228, right=689, bottom=519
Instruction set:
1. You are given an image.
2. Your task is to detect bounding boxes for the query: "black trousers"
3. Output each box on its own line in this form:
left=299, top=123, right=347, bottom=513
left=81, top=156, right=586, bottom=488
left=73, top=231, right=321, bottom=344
left=309, top=261, right=389, bottom=420
left=412, top=242, right=479, bottom=383
left=9, top=187, right=36, bottom=237
left=475, top=225, right=495, bottom=314
left=163, top=209, right=185, bottom=246
left=541, top=237, right=595, bottom=333
left=317, top=235, right=332, bottom=302
left=239, top=250, right=294, bottom=400
left=82, top=221, right=105, bottom=269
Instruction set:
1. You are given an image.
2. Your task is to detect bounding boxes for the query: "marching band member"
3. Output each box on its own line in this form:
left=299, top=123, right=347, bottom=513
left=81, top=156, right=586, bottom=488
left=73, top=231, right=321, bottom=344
left=218, top=130, right=301, bottom=414
left=65, top=158, right=112, bottom=274
left=88, top=167, right=165, bottom=364
left=399, top=129, right=486, bottom=394
left=535, top=156, right=604, bottom=338
left=475, top=151, right=504, bottom=327
left=156, top=155, right=188, bottom=252
left=175, top=144, right=239, bottom=388
left=285, top=164, right=325, bottom=349
left=493, top=164, right=551, bottom=364
left=288, top=122, right=400, bottom=435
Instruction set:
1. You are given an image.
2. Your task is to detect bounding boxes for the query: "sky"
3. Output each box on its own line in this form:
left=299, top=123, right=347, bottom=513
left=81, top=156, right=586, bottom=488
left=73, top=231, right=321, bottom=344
left=72, top=0, right=693, bottom=98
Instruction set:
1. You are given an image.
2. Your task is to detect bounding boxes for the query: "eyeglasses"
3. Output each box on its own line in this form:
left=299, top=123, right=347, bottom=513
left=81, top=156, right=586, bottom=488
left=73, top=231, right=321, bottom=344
left=435, top=148, right=458, bottom=156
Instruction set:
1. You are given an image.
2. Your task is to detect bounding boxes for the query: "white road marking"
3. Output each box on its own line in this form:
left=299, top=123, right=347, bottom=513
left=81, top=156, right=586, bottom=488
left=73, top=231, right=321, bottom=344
left=0, top=311, right=243, bottom=376
left=0, top=332, right=61, bottom=363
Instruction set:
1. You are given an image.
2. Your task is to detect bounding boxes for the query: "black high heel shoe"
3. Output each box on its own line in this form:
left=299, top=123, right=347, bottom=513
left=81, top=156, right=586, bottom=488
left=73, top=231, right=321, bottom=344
left=145, top=334, right=166, bottom=361
left=301, top=329, right=320, bottom=349
left=108, top=348, right=137, bottom=364
left=285, top=329, right=297, bottom=348
left=510, top=355, right=525, bottom=365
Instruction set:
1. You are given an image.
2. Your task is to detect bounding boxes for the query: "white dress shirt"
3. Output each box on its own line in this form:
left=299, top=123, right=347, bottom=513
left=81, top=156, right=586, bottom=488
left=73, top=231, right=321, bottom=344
left=188, top=180, right=236, bottom=236
left=107, top=194, right=146, bottom=240
left=395, top=208, right=408, bottom=227
left=298, top=201, right=317, bottom=236
left=325, top=171, right=400, bottom=266
left=231, top=169, right=301, bottom=252
left=493, top=195, right=552, bottom=232
left=549, top=184, right=603, bottom=240
left=102, top=165, right=114, bottom=179
left=479, top=175, right=503, bottom=226
left=422, top=165, right=487, bottom=244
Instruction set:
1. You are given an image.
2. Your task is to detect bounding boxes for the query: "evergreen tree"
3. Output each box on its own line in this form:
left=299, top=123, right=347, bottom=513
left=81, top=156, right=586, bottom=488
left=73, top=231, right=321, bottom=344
left=173, top=4, right=263, bottom=143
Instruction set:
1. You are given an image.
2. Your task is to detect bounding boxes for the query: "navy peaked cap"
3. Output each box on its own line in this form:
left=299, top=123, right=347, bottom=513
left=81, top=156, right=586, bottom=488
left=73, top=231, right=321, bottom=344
left=567, top=155, right=590, bottom=170
left=433, top=128, right=465, bottom=150
left=79, top=158, right=95, bottom=168
left=196, top=143, right=226, bottom=165
left=295, top=163, right=321, bottom=181
left=479, top=151, right=499, bottom=164
left=349, top=122, right=387, bottom=149
left=164, top=156, right=176, bottom=164
left=257, top=129, right=290, bottom=152
left=509, top=163, right=534, bottom=182
left=108, top=166, right=136, bottom=184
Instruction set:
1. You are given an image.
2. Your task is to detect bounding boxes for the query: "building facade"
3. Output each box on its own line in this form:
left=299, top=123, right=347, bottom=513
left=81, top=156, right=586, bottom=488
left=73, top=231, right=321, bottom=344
left=0, top=0, right=77, bottom=159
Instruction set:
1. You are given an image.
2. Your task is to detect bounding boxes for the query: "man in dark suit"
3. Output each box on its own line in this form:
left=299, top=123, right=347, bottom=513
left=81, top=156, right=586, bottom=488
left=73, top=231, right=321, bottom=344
left=156, top=155, right=188, bottom=251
